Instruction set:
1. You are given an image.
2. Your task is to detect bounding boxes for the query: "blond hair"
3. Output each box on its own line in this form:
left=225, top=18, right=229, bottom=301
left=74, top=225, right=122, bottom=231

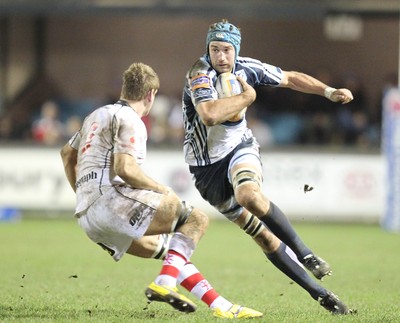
left=121, top=62, right=160, bottom=101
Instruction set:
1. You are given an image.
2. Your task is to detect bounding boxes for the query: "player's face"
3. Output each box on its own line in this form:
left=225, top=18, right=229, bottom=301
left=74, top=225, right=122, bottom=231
left=209, top=41, right=235, bottom=74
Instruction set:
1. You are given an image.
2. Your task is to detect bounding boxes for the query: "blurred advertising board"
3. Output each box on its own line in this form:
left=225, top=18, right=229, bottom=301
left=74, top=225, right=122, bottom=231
left=0, top=147, right=384, bottom=223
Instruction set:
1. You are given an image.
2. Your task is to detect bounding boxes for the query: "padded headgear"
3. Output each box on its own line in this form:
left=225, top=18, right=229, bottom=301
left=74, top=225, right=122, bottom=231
left=206, top=19, right=241, bottom=59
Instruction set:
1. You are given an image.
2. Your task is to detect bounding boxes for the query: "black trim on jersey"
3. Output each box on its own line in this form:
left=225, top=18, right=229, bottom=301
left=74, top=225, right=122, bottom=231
left=100, top=103, right=126, bottom=196
left=116, top=99, right=130, bottom=107
left=222, top=119, right=244, bottom=126
left=194, top=120, right=210, bottom=165
left=183, top=90, right=211, bottom=165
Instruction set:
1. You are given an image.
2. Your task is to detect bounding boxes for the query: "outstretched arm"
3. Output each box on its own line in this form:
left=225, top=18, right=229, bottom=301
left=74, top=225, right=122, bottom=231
left=279, top=70, right=353, bottom=104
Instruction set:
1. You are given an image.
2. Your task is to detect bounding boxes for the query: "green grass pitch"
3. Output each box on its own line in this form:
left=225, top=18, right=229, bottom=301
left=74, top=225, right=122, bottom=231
left=1, top=217, right=399, bottom=322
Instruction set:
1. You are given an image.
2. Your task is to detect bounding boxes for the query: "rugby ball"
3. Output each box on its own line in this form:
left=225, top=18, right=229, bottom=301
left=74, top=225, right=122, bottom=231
left=215, top=72, right=243, bottom=97
left=215, top=72, right=247, bottom=122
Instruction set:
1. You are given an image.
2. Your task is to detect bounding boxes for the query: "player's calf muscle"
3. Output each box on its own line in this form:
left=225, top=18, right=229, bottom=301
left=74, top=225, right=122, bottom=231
left=254, top=230, right=280, bottom=253
left=179, top=209, right=208, bottom=243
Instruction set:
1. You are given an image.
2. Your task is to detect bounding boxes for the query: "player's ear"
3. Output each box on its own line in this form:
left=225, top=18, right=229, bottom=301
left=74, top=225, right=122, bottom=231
left=146, top=89, right=157, bottom=103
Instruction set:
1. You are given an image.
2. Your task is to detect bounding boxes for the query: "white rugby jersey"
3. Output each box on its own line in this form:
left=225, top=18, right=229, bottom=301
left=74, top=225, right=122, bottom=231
left=69, top=100, right=147, bottom=215
left=182, top=54, right=284, bottom=166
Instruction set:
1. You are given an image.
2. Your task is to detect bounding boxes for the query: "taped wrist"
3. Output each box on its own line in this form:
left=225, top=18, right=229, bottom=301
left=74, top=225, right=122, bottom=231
left=240, top=213, right=264, bottom=238
left=324, top=87, right=336, bottom=100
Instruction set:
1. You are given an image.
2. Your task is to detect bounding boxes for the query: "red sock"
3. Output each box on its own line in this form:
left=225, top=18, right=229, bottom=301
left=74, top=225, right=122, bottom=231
left=155, top=250, right=187, bottom=286
left=178, top=263, right=230, bottom=309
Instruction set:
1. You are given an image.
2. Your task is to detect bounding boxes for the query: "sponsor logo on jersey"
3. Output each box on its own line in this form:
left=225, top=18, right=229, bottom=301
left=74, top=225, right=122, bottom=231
left=76, top=171, right=97, bottom=188
left=193, top=88, right=213, bottom=101
left=190, top=74, right=211, bottom=90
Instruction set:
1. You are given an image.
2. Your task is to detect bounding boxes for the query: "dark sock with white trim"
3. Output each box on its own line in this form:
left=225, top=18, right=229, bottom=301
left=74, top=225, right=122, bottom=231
left=259, top=202, right=312, bottom=261
left=266, top=243, right=326, bottom=300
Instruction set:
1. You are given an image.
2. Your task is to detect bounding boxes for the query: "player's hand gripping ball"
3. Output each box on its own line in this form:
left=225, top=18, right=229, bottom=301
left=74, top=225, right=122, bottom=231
left=215, top=72, right=247, bottom=122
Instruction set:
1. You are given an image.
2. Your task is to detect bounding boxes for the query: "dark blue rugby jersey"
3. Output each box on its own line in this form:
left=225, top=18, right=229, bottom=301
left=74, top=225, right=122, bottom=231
left=182, top=54, right=283, bottom=166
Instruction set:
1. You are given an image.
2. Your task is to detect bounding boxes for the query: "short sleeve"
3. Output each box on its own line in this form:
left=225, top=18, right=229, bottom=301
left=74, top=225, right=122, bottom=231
left=112, top=110, right=147, bottom=162
left=69, top=131, right=81, bottom=150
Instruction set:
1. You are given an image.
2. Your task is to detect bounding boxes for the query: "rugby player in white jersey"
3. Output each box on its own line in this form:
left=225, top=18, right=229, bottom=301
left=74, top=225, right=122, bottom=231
left=60, top=62, right=263, bottom=319
left=182, top=20, right=355, bottom=315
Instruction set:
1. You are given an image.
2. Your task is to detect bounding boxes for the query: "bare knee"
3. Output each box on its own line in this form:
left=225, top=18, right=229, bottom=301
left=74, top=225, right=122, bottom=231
left=235, top=185, right=265, bottom=213
left=188, top=208, right=209, bottom=234
left=179, top=208, right=209, bottom=244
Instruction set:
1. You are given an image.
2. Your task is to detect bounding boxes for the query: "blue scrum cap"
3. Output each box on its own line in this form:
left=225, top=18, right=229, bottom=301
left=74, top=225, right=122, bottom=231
left=206, top=19, right=241, bottom=59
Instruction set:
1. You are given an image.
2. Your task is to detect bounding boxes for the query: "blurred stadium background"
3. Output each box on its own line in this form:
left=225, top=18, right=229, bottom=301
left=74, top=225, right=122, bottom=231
left=0, top=0, right=399, bottom=231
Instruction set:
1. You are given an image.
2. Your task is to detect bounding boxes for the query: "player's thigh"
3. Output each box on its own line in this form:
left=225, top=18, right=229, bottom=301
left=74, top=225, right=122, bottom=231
left=229, top=150, right=263, bottom=197
left=109, top=186, right=183, bottom=237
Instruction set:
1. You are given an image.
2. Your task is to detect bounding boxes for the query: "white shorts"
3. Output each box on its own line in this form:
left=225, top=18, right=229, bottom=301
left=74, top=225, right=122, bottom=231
left=77, top=185, right=164, bottom=261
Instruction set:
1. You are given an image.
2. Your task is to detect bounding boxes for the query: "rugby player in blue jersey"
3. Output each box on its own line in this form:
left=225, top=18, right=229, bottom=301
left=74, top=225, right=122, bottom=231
left=182, top=19, right=355, bottom=315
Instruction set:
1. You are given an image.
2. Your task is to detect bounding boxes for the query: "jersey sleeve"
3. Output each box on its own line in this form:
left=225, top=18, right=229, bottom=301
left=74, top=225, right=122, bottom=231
left=69, top=131, right=81, bottom=150
left=238, top=57, right=284, bottom=87
left=187, top=57, right=218, bottom=107
left=111, top=109, right=147, bottom=165
left=188, top=73, right=218, bottom=107
left=260, top=62, right=284, bottom=86
left=112, top=112, right=137, bottom=156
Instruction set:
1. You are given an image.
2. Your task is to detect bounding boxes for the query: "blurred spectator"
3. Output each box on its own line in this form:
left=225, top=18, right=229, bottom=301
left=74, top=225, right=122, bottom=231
left=0, top=115, right=13, bottom=141
left=148, top=93, right=171, bottom=144
left=167, top=94, right=185, bottom=144
left=246, top=109, right=274, bottom=148
left=31, top=100, right=65, bottom=145
left=334, top=74, right=370, bottom=146
left=64, top=115, right=82, bottom=140
left=301, top=68, right=337, bottom=145
left=1, top=70, right=382, bottom=149
left=256, top=87, right=304, bottom=145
